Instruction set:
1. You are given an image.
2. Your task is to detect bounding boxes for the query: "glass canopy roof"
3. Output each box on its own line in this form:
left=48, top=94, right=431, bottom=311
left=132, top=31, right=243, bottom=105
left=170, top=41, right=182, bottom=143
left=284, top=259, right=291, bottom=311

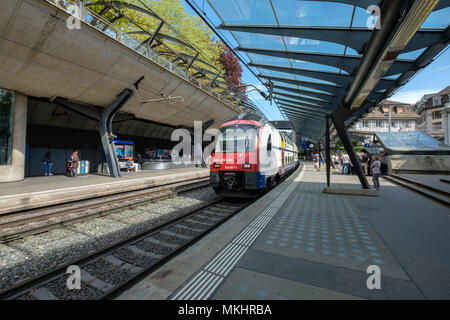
left=207, top=0, right=450, bottom=142
left=376, top=132, right=450, bottom=151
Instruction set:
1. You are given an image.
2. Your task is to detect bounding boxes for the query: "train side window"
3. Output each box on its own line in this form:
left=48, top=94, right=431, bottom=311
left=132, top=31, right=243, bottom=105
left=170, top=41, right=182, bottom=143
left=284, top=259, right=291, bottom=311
left=267, top=135, right=272, bottom=152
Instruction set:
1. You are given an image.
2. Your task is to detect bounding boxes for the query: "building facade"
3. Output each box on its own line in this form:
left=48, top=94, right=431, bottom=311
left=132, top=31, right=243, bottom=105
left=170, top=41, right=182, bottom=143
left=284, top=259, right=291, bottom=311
left=415, top=86, right=450, bottom=141
left=350, top=100, right=419, bottom=134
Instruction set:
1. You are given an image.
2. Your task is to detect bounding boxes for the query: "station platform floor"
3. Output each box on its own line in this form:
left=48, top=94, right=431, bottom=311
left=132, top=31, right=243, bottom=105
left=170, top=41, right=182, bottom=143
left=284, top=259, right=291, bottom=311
left=117, top=162, right=450, bottom=300
left=0, top=167, right=209, bottom=214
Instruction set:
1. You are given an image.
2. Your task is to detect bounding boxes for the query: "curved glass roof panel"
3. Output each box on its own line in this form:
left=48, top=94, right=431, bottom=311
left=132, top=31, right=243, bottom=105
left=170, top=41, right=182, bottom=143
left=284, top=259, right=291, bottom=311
left=207, top=0, right=450, bottom=141
left=352, top=6, right=379, bottom=28
left=285, top=38, right=345, bottom=54
left=247, top=53, right=292, bottom=67
left=290, top=61, right=343, bottom=73
left=233, top=32, right=285, bottom=50
left=208, top=0, right=276, bottom=24
left=293, top=75, right=338, bottom=86
left=274, top=88, right=330, bottom=101
left=271, top=81, right=299, bottom=89
left=397, top=48, right=427, bottom=60
left=260, top=70, right=297, bottom=80
left=345, top=47, right=360, bottom=56
left=420, top=7, right=450, bottom=29
left=272, top=0, right=354, bottom=27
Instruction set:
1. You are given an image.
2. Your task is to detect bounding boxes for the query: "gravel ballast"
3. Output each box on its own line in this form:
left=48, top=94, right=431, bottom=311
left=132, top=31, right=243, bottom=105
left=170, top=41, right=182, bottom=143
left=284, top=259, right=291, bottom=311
left=0, top=187, right=216, bottom=292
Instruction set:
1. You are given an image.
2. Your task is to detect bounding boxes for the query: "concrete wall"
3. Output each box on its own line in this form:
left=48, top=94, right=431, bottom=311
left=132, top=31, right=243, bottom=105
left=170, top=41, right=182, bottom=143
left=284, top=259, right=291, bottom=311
left=386, top=154, right=450, bottom=174
left=0, top=92, right=27, bottom=182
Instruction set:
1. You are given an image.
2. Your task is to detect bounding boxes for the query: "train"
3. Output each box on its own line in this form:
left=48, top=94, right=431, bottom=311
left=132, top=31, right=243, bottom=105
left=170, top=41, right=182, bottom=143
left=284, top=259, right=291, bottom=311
left=210, top=113, right=299, bottom=197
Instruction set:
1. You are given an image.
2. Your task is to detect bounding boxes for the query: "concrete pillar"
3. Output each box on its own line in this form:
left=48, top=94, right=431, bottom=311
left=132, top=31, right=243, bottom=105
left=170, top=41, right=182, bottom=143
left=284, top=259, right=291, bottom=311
left=0, top=92, right=27, bottom=182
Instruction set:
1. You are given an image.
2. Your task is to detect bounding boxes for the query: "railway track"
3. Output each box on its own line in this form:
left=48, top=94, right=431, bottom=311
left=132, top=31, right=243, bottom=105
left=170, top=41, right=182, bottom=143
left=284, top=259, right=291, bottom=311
left=0, top=177, right=209, bottom=244
left=0, top=199, right=249, bottom=300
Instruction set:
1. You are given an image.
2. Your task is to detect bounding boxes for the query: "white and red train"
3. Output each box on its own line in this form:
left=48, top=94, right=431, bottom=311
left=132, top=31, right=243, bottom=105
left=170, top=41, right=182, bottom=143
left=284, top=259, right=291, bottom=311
left=210, top=114, right=299, bottom=196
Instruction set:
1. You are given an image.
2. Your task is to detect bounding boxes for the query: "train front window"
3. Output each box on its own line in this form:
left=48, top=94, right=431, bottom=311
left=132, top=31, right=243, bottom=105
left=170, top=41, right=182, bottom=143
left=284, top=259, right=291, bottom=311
left=215, top=124, right=259, bottom=153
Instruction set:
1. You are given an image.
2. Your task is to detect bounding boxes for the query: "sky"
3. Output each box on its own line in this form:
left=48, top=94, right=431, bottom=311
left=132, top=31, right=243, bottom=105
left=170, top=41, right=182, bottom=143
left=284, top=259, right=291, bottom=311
left=181, top=0, right=449, bottom=120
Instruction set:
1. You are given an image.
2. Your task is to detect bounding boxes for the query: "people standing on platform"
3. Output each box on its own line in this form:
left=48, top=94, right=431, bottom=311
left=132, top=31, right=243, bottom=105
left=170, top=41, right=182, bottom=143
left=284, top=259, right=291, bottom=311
left=42, top=152, right=53, bottom=176
left=371, top=155, right=382, bottom=191
left=337, top=154, right=342, bottom=170
left=341, top=153, right=350, bottom=175
left=361, top=151, right=371, bottom=176
left=71, top=150, right=79, bottom=177
left=313, top=154, right=320, bottom=171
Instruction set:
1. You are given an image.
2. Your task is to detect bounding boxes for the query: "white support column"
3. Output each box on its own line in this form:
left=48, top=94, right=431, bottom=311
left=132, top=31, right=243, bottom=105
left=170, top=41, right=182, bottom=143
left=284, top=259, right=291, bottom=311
left=0, top=91, right=27, bottom=182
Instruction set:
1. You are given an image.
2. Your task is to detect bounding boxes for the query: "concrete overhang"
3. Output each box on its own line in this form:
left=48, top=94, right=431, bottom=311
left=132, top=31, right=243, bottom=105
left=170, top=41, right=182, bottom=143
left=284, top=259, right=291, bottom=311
left=0, top=0, right=239, bottom=129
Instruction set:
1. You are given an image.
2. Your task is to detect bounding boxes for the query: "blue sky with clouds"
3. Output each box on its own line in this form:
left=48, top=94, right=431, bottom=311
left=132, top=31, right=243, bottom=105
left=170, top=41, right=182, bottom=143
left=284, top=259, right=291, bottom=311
left=181, top=0, right=449, bottom=120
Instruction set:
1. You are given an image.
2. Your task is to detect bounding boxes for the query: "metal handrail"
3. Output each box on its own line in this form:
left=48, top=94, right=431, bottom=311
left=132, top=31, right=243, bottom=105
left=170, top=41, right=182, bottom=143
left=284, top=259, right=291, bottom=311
left=46, top=0, right=245, bottom=113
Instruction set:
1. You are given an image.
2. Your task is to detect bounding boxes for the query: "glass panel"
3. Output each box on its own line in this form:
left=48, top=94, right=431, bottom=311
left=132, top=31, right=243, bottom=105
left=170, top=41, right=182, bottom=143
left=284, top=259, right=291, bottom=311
left=398, top=48, right=426, bottom=60
left=274, top=88, right=328, bottom=102
left=260, top=69, right=297, bottom=79
left=0, top=88, right=14, bottom=165
left=352, top=6, right=378, bottom=28
left=247, top=53, right=292, bottom=67
left=272, top=0, right=354, bottom=27
left=233, top=31, right=285, bottom=50
left=293, top=75, right=337, bottom=86
left=420, top=8, right=450, bottom=29
left=376, top=132, right=403, bottom=147
left=271, top=80, right=299, bottom=89
left=291, top=60, right=343, bottom=73
left=345, top=47, right=360, bottom=56
left=285, top=38, right=345, bottom=54
left=411, top=131, right=442, bottom=147
left=383, top=73, right=401, bottom=80
left=208, top=0, right=276, bottom=25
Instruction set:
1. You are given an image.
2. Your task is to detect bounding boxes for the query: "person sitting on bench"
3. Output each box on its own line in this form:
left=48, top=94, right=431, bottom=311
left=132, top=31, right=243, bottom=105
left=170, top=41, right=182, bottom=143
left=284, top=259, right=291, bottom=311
left=126, top=159, right=135, bottom=172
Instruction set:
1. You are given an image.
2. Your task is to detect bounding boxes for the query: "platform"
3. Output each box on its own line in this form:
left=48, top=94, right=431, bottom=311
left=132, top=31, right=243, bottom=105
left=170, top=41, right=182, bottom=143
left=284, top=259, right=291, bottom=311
left=394, top=173, right=450, bottom=194
left=117, top=162, right=450, bottom=300
left=0, top=167, right=209, bottom=214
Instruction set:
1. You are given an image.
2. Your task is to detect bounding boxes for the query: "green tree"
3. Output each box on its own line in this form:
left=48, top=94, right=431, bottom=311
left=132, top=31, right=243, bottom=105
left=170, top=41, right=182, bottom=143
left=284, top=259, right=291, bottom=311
left=85, top=0, right=225, bottom=81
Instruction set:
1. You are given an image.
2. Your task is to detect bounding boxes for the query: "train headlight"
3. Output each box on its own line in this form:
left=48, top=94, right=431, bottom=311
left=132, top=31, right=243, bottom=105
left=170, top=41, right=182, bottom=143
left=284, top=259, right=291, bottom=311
left=213, top=163, right=220, bottom=168
left=243, top=164, right=252, bottom=169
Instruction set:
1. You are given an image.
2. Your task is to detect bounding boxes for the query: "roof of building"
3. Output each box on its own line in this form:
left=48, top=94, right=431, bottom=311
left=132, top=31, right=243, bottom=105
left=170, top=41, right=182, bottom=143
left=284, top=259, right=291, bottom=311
left=363, top=103, right=419, bottom=120
left=379, top=100, right=412, bottom=106
left=431, top=85, right=450, bottom=99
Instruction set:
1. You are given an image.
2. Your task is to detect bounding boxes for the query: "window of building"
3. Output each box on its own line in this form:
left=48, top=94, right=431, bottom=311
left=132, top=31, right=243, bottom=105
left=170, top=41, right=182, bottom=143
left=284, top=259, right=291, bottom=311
left=432, top=110, right=442, bottom=119
left=396, top=106, right=404, bottom=114
left=433, top=122, right=442, bottom=131
left=0, top=88, right=14, bottom=165
left=433, top=97, right=441, bottom=106
left=362, top=121, right=369, bottom=128
left=382, top=107, right=389, bottom=113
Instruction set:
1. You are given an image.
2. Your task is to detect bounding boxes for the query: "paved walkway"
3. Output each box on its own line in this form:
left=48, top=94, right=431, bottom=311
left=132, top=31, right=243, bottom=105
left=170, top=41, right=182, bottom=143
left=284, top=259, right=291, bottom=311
left=118, top=163, right=450, bottom=300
